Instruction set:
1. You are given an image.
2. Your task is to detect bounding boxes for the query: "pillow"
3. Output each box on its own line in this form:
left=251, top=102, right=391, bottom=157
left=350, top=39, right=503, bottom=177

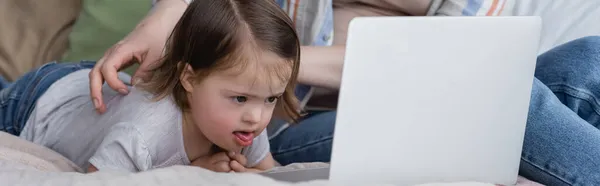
left=0, top=132, right=81, bottom=172
left=61, top=0, right=151, bottom=75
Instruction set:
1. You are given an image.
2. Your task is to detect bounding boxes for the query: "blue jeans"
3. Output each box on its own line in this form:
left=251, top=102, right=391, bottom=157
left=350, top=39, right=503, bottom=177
left=0, top=61, right=96, bottom=136
left=269, top=36, right=600, bottom=185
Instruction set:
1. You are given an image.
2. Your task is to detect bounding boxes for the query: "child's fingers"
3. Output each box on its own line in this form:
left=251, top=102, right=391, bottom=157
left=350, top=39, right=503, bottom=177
left=230, top=153, right=247, bottom=166
left=211, top=152, right=231, bottom=163
left=230, top=160, right=246, bottom=172
left=189, top=158, right=204, bottom=167
left=228, top=151, right=235, bottom=158
left=213, top=161, right=231, bottom=172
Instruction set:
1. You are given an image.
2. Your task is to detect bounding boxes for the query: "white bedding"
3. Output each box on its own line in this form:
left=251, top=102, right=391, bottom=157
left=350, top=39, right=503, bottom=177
left=0, top=131, right=543, bottom=186
left=513, top=0, right=600, bottom=54
left=0, top=163, right=497, bottom=186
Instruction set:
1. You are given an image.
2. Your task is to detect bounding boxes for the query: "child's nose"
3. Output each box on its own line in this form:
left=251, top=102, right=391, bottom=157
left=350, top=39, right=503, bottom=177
left=242, top=107, right=262, bottom=124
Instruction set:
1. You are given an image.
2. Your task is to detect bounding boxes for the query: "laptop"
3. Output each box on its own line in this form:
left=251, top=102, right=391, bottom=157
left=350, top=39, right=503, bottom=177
left=261, top=16, right=541, bottom=186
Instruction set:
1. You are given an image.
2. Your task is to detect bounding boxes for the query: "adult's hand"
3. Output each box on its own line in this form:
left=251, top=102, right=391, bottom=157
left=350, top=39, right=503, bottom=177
left=89, top=0, right=187, bottom=113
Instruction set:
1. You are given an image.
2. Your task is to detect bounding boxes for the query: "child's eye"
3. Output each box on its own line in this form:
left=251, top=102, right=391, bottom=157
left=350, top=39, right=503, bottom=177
left=232, top=96, right=248, bottom=103
left=266, top=96, right=278, bottom=104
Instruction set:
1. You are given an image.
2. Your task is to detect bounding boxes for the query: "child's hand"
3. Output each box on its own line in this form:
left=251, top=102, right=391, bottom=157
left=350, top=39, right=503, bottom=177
left=190, top=152, right=232, bottom=172
left=228, top=151, right=248, bottom=172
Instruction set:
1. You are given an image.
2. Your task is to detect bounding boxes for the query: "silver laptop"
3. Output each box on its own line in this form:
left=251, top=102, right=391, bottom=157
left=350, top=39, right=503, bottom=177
left=262, top=16, right=541, bottom=186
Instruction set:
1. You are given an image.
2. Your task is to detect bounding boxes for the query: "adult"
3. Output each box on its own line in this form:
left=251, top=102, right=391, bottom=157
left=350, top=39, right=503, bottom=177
left=89, top=0, right=600, bottom=185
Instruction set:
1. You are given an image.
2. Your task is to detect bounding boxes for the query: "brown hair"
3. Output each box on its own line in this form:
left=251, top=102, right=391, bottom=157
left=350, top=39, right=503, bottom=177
left=139, top=0, right=301, bottom=122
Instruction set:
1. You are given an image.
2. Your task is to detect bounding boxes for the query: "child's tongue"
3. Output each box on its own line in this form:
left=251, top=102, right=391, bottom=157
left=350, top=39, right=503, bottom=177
left=233, top=132, right=254, bottom=146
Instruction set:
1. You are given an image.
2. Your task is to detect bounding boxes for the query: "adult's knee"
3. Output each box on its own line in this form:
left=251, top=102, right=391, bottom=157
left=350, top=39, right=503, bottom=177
left=563, top=36, right=600, bottom=62
left=535, top=36, right=600, bottom=87
left=573, top=36, right=600, bottom=48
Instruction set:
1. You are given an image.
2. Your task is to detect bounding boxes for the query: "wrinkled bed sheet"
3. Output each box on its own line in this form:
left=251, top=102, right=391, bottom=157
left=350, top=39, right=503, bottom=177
left=0, top=132, right=543, bottom=186
left=0, top=163, right=491, bottom=186
left=0, top=161, right=543, bottom=186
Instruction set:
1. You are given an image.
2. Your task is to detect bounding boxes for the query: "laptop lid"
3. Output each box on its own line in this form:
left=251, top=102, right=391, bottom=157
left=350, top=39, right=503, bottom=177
left=329, top=16, right=541, bottom=186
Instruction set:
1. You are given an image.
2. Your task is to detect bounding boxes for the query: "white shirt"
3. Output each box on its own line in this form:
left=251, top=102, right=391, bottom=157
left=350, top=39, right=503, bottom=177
left=20, top=69, right=269, bottom=171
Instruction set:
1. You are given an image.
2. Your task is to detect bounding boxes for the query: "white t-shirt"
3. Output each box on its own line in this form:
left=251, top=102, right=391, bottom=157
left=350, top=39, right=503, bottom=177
left=20, top=69, right=269, bottom=171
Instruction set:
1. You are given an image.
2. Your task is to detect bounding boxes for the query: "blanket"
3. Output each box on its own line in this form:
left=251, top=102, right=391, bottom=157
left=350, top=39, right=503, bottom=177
left=0, top=131, right=543, bottom=186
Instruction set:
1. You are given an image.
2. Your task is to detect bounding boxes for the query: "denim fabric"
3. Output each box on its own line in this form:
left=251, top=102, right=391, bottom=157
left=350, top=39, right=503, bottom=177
left=270, top=36, right=600, bottom=185
left=0, top=61, right=95, bottom=136
left=270, top=111, right=336, bottom=165
left=519, top=36, right=600, bottom=185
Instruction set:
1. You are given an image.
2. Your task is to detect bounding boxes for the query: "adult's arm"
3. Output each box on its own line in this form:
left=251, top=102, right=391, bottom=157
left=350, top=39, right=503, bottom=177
left=298, top=45, right=345, bottom=90
left=304, top=0, right=432, bottom=91
left=88, top=0, right=188, bottom=113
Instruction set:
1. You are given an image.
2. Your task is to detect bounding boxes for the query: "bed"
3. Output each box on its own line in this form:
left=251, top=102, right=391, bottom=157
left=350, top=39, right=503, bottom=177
left=0, top=131, right=541, bottom=186
left=1, top=0, right=599, bottom=185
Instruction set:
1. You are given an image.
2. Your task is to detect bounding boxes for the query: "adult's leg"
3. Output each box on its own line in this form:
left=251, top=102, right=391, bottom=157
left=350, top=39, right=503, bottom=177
left=270, top=111, right=336, bottom=165
left=0, top=76, right=10, bottom=89
left=0, top=61, right=95, bottom=135
left=520, top=36, right=600, bottom=185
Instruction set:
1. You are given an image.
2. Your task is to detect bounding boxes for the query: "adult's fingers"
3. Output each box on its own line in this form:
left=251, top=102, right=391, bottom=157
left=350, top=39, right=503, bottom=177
left=89, top=43, right=140, bottom=113
left=101, top=44, right=135, bottom=94
left=89, top=57, right=108, bottom=113
left=131, top=48, right=162, bottom=85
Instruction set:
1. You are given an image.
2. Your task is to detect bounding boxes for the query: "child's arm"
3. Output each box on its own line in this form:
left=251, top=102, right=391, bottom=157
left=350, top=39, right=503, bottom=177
left=86, top=123, right=152, bottom=173
left=87, top=164, right=99, bottom=173
left=247, top=152, right=277, bottom=172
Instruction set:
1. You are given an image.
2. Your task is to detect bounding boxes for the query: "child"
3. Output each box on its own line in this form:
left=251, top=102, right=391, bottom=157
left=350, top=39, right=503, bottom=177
left=0, top=0, right=300, bottom=173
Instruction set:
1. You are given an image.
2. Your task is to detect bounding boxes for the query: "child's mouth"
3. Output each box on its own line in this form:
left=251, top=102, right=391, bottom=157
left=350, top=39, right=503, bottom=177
left=233, top=131, right=254, bottom=146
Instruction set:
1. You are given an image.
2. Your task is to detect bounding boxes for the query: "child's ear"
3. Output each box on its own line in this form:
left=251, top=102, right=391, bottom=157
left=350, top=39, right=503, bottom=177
left=180, top=64, right=196, bottom=93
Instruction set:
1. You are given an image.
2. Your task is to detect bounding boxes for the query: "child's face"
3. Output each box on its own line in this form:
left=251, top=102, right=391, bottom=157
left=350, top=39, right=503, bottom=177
left=183, top=52, right=291, bottom=152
